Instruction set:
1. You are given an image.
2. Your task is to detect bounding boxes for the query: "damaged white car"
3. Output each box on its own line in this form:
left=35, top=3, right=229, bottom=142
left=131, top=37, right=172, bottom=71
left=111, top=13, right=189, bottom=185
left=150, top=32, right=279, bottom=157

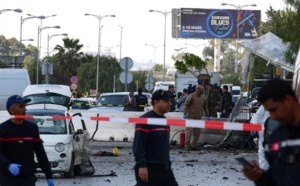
left=23, top=84, right=95, bottom=177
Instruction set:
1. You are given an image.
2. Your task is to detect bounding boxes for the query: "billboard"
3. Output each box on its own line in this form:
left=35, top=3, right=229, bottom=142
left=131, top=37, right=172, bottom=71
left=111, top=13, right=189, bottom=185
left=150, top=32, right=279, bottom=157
left=180, top=8, right=261, bottom=39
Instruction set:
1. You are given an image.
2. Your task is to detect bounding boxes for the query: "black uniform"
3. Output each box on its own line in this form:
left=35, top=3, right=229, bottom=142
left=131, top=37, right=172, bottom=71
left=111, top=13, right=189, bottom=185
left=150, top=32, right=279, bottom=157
left=133, top=110, right=178, bottom=186
left=221, top=91, right=232, bottom=117
left=135, top=93, right=148, bottom=112
left=256, top=122, right=300, bottom=186
left=167, top=91, right=176, bottom=112
left=0, top=119, right=53, bottom=185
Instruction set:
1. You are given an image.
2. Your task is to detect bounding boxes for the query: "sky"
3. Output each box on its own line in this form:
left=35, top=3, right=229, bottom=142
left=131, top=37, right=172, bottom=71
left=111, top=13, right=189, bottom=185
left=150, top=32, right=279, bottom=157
left=0, top=0, right=286, bottom=70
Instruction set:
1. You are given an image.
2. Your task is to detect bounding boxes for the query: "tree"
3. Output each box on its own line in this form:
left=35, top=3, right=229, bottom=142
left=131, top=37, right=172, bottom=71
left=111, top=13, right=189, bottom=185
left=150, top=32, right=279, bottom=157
left=259, top=1, right=300, bottom=64
left=76, top=56, right=122, bottom=93
left=151, top=64, right=163, bottom=72
left=53, top=38, right=84, bottom=85
left=174, top=53, right=208, bottom=78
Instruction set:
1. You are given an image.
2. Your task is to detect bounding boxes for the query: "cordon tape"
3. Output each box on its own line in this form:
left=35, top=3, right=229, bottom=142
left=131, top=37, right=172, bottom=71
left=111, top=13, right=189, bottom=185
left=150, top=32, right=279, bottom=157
left=0, top=115, right=263, bottom=132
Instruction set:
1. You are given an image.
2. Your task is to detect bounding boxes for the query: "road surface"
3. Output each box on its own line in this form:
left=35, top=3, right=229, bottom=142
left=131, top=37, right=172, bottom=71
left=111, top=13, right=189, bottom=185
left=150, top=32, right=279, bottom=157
left=36, top=141, right=257, bottom=186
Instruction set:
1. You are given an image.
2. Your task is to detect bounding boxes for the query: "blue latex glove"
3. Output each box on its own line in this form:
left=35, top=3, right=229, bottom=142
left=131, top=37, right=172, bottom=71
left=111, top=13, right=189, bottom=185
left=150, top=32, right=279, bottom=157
left=183, top=115, right=187, bottom=119
left=8, top=163, right=21, bottom=176
left=47, top=179, right=55, bottom=186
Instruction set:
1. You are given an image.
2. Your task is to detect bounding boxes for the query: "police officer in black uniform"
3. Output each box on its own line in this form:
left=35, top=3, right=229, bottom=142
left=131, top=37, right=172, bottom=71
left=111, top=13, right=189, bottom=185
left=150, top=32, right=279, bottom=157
left=242, top=79, right=300, bottom=186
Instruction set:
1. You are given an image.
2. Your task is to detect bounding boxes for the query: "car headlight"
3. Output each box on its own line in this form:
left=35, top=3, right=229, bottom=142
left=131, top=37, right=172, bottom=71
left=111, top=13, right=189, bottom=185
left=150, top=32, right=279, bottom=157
left=55, top=143, right=65, bottom=152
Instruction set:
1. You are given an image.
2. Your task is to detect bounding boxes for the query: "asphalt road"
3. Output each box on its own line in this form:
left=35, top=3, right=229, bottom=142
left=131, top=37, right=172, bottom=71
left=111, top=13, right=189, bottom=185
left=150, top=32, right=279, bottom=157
left=36, top=141, right=257, bottom=186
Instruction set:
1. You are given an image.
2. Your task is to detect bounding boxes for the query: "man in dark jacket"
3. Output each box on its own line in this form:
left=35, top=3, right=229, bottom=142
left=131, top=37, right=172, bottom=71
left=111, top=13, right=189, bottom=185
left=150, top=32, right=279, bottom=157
left=243, top=79, right=300, bottom=186
left=221, top=85, right=232, bottom=118
left=167, top=85, right=176, bottom=112
left=122, top=90, right=136, bottom=111
left=0, top=95, right=54, bottom=186
left=133, top=89, right=178, bottom=186
left=135, top=88, right=148, bottom=112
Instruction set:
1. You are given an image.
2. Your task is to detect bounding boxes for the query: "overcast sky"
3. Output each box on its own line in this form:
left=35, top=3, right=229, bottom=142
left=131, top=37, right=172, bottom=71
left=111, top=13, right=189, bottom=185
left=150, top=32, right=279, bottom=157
left=0, top=0, right=286, bottom=69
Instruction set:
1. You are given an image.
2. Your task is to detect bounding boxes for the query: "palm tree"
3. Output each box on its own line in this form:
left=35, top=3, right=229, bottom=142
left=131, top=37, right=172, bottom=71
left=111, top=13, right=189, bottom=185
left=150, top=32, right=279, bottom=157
left=54, top=38, right=84, bottom=84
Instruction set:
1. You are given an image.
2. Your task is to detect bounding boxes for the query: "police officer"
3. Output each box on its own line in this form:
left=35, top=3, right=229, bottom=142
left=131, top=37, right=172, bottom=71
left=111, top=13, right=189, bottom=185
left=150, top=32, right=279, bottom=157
left=204, top=83, right=221, bottom=117
left=242, top=79, right=300, bottom=185
left=167, top=85, right=176, bottom=112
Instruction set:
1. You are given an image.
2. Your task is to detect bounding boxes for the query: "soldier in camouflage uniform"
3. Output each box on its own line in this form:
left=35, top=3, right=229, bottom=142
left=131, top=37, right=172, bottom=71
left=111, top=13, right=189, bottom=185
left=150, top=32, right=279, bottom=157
left=204, top=83, right=222, bottom=117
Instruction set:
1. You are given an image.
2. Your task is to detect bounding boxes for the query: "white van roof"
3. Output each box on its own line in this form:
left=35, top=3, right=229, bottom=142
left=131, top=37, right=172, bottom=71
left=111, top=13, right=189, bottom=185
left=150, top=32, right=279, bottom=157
left=23, top=84, right=71, bottom=97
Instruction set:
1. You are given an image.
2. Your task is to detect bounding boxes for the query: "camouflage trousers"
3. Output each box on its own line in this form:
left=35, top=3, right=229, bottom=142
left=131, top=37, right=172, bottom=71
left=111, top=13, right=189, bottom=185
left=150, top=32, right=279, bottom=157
left=208, top=108, right=218, bottom=118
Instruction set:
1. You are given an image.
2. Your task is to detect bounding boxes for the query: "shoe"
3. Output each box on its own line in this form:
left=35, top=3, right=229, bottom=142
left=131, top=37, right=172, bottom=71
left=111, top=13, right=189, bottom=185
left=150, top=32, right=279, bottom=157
left=184, top=146, right=191, bottom=151
left=190, top=147, right=199, bottom=151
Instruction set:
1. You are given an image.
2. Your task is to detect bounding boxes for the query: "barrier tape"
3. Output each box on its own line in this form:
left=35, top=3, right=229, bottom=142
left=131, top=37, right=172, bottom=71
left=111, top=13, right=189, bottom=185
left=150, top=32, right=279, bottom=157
left=0, top=115, right=262, bottom=131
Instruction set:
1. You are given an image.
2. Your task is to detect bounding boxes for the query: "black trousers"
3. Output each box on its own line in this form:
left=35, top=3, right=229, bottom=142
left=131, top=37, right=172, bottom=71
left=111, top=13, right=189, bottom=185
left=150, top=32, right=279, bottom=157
left=0, top=174, right=36, bottom=186
left=135, top=164, right=178, bottom=186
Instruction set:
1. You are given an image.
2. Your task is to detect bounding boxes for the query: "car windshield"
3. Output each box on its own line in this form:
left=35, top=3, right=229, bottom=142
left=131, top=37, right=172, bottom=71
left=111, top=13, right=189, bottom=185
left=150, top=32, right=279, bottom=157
left=71, top=99, right=92, bottom=109
left=96, top=95, right=124, bottom=107
left=232, top=90, right=240, bottom=95
left=24, top=93, right=70, bottom=107
left=26, top=113, right=67, bottom=135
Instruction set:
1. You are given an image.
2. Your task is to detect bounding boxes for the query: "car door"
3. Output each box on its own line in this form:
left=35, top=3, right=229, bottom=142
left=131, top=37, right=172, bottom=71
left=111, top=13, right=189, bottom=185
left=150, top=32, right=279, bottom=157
left=71, top=113, right=91, bottom=165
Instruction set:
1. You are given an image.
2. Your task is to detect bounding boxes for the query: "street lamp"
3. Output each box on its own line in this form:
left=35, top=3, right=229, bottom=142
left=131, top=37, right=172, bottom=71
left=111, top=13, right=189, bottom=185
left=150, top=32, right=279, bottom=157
left=102, top=45, right=119, bottom=56
left=145, top=43, right=163, bottom=65
left=45, top=33, right=68, bottom=84
left=174, top=47, right=187, bottom=57
left=0, top=8, right=22, bottom=15
left=84, top=13, right=116, bottom=94
left=28, top=14, right=57, bottom=56
left=221, top=3, right=256, bottom=73
left=184, top=43, right=205, bottom=54
left=149, top=9, right=171, bottom=82
left=119, top=25, right=123, bottom=62
left=20, top=15, right=45, bottom=55
left=22, top=38, right=34, bottom=42
left=36, top=25, right=60, bottom=84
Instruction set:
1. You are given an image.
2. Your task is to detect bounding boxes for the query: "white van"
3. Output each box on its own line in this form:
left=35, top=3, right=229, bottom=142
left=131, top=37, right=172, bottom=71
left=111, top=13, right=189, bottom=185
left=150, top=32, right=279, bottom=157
left=0, top=69, right=30, bottom=110
left=231, top=86, right=242, bottom=96
left=153, top=81, right=175, bottom=93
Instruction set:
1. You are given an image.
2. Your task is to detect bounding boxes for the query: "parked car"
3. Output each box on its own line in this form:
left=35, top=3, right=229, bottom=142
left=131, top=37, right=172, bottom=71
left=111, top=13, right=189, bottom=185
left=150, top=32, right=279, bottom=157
left=89, top=92, right=152, bottom=112
left=71, top=98, right=95, bottom=110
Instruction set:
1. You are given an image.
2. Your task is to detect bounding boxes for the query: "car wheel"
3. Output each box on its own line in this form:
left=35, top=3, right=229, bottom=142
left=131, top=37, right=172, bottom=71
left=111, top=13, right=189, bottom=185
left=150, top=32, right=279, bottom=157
left=64, top=154, right=75, bottom=178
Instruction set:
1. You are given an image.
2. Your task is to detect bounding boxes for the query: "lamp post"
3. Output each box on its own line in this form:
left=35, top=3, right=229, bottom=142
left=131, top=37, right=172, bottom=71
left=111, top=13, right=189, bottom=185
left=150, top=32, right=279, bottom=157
left=20, top=15, right=45, bottom=55
left=36, top=25, right=60, bottom=84
left=46, top=33, right=68, bottom=84
left=22, top=38, right=34, bottom=42
left=84, top=13, right=116, bottom=94
left=119, top=25, right=123, bottom=62
left=28, top=14, right=57, bottom=56
left=184, top=43, right=205, bottom=54
left=145, top=44, right=163, bottom=66
left=221, top=3, right=256, bottom=73
left=0, top=8, right=22, bottom=15
left=149, top=9, right=171, bottom=82
left=102, top=45, right=119, bottom=56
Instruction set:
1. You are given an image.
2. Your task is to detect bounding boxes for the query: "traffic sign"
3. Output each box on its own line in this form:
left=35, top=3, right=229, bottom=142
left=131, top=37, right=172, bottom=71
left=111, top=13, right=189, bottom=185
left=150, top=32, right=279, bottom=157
left=70, top=83, right=78, bottom=90
left=120, top=57, right=133, bottom=70
left=145, top=75, right=154, bottom=83
left=70, top=76, right=78, bottom=83
left=145, top=83, right=154, bottom=91
left=120, top=71, right=133, bottom=84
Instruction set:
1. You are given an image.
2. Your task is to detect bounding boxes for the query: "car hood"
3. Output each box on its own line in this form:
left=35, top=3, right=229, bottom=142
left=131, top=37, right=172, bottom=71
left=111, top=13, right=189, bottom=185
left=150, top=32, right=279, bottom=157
left=26, top=104, right=68, bottom=111
left=40, top=134, right=73, bottom=146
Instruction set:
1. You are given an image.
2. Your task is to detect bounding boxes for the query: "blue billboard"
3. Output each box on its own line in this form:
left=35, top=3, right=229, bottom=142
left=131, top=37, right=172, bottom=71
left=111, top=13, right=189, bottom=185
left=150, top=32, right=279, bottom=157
left=180, top=8, right=261, bottom=39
